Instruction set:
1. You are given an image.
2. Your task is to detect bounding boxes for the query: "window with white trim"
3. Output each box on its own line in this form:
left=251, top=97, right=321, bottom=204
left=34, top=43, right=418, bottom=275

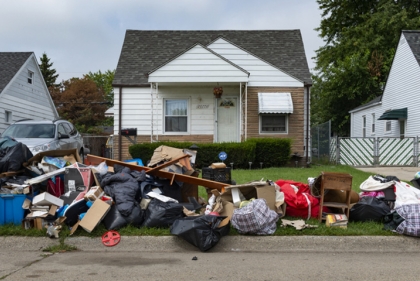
left=260, top=114, right=287, bottom=133
left=371, top=113, right=375, bottom=134
left=27, top=70, right=34, bottom=84
left=385, top=121, right=391, bottom=132
left=164, top=99, right=188, bottom=133
left=362, top=115, right=366, bottom=137
left=5, top=111, right=12, bottom=124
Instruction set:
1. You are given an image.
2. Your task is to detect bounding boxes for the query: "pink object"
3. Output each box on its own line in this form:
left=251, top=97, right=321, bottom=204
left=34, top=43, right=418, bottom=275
left=209, top=211, right=220, bottom=216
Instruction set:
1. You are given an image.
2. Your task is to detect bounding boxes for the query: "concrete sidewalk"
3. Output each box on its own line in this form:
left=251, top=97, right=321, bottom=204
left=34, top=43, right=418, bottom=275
left=355, top=166, right=419, bottom=182
left=2, top=235, right=420, bottom=253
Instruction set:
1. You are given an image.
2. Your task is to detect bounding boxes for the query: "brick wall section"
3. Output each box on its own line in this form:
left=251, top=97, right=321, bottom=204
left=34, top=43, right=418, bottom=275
left=246, top=87, right=305, bottom=157
left=113, top=134, right=213, bottom=160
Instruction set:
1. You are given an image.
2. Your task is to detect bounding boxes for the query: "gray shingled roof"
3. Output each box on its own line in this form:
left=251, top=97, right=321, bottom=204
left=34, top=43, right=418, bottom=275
left=113, top=30, right=312, bottom=86
left=403, top=30, right=420, bottom=67
left=349, top=95, right=382, bottom=113
left=0, top=52, right=33, bottom=94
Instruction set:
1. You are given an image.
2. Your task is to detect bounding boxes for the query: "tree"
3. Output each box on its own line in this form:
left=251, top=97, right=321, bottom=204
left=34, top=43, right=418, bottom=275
left=38, top=53, right=59, bottom=88
left=50, top=77, right=108, bottom=133
left=85, top=70, right=115, bottom=107
left=312, top=0, right=420, bottom=136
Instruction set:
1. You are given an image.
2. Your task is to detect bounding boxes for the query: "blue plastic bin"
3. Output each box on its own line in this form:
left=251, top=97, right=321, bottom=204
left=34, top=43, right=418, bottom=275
left=0, top=194, right=26, bottom=225
left=124, top=158, right=144, bottom=166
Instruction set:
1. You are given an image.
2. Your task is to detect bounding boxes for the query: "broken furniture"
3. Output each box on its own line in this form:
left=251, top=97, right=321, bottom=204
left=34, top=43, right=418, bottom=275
left=318, top=172, right=353, bottom=222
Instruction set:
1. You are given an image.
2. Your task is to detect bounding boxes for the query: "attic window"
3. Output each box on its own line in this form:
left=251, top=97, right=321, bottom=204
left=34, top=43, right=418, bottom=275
left=27, top=70, right=34, bottom=84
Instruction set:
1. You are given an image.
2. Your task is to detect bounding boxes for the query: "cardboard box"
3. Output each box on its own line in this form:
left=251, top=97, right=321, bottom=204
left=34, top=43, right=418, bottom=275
left=32, top=192, right=64, bottom=207
left=78, top=199, right=110, bottom=233
left=84, top=186, right=104, bottom=201
left=224, top=181, right=276, bottom=211
left=64, top=167, right=93, bottom=193
left=24, top=149, right=82, bottom=167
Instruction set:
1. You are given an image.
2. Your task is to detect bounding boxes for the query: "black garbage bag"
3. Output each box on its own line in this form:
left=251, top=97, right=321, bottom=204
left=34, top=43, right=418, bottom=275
left=349, top=196, right=391, bottom=222
left=142, top=199, right=184, bottom=228
left=170, top=215, right=230, bottom=252
left=103, top=204, right=145, bottom=230
left=0, top=142, right=33, bottom=173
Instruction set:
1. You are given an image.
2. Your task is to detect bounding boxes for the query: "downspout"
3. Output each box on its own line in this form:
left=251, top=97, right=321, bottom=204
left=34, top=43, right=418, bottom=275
left=305, top=83, right=310, bottom=166
left=150, top=83, right=153, bottom=143
left=239, top=82, right=242, bottom=141
left=245, top=82, right=248, bottom=140
left=118, top=86, right=122, bottom=161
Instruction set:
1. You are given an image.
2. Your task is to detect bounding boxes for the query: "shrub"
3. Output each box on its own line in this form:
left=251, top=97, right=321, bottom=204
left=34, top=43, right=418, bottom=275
left=128, top=138, right=291, bottom=168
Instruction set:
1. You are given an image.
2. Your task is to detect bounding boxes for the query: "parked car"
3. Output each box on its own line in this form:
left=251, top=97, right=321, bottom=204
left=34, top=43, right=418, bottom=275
left=0, top=119, right=87, bottom=159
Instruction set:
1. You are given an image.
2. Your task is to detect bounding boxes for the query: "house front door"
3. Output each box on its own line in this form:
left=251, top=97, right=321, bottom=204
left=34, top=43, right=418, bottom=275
left=216, top=97, right=238, bottom=142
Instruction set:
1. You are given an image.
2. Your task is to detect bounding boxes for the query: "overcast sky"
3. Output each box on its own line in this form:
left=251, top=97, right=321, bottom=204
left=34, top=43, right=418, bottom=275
left=1, top=0, right=324, bottom=82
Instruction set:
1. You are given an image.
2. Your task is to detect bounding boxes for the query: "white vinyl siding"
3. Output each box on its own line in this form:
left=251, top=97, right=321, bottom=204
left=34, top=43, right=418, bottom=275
left=113, top=85, right=229, bottom=136
left=148, top=45, right=248, bottom=83
left=0, top=55, right=58, bottom=133
left=380, top=34, right=420, bottom=137
left=208, top=38, right=303, bottom=87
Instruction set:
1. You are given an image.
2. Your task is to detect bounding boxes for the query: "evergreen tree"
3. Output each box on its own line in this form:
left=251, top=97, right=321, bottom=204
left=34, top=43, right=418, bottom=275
left=39, top=52, right=59, bottom=88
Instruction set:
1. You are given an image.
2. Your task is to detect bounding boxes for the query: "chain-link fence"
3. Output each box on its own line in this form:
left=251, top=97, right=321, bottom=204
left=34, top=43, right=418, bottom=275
left=310, top=120, right=331, bottom=163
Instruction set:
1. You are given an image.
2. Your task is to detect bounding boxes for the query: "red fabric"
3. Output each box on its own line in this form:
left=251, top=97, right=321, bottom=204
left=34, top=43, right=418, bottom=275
left=276, top=179, right=329, bottom=219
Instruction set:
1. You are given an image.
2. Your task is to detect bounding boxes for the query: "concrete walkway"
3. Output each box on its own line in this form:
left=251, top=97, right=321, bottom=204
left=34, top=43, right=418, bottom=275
left=355, top=166, right=420, bottom=182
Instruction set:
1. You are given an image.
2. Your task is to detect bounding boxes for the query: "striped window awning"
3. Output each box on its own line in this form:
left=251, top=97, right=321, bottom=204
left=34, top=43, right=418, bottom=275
left=258, top=92, right=293, bottom=114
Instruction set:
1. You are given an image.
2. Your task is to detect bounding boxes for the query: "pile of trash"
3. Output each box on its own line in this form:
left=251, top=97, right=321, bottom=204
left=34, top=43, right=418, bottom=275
left=2, top=137, right=420, bottom=251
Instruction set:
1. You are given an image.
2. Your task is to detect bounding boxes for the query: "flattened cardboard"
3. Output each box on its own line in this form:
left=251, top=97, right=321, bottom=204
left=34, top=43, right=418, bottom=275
left=79, top=199, right=110, bottom=233
left=24, top=149, right=82, bottom=167
left=32, top=192, right=64, bottom=207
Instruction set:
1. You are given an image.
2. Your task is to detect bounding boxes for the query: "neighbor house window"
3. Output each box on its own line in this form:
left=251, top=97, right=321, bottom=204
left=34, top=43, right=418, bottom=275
left=27, top=70, right=34, bottom=84
left=399, top=120, right=405, bottom=139
left=5, top=111, right=12, bottom=123
left=371, top=113, right=375, bottom=134
left=164, top=99, right=188, bottom=132
left=362, top=115, right=366, bottom=137
left=260, top=114, right=287, bottom=133
left=385, top=121, right=391, bottom=132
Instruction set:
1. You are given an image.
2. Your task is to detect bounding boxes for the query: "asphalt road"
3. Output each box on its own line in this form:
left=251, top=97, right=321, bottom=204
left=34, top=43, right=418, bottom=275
left=2, top=236, right=420, bottom=280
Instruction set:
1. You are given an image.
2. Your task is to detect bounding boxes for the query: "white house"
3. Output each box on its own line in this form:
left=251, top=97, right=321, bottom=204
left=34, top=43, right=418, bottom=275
left=112, top=30, right=312, bottom=161
left=0, top=52, right=58, bottom=133
left=349, top=30, right=420, bottom=138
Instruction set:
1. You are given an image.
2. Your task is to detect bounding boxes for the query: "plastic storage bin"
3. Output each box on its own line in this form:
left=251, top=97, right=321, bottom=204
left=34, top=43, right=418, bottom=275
left=124, top=158, right=144, bottom=166
left=202, top=167, right=232, bottom=184
left=0, top=194, right=26, bottom=225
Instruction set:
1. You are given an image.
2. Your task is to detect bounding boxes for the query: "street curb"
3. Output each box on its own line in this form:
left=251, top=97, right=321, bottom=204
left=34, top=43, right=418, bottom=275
left=2, top=236, right=419, bottom=253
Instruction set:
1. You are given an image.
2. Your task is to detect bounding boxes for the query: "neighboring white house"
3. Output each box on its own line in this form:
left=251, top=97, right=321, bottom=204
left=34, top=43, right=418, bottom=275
left=0, top=52, right=58, bottom=133
left=349, top=30, right=420, bottom=138
left=112, top=30, right=312, bottom=161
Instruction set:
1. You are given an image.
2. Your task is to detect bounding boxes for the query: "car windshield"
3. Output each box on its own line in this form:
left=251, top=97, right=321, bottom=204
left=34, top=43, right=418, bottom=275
left=2, top=124, right=55, bottom=138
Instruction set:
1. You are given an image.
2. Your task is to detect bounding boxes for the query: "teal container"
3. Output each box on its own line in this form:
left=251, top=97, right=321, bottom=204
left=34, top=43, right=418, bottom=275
left=0, top=194, right=26, bottom=225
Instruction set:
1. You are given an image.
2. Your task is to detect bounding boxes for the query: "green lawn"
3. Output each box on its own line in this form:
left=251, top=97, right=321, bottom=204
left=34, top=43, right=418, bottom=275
left=0, top=165, right=398, bottom=237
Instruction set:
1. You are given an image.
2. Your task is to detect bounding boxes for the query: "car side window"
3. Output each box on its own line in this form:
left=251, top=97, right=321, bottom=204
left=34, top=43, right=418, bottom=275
left=58, top=124, right=68, bottom=136
left=66, top=122, right=77, bottom=136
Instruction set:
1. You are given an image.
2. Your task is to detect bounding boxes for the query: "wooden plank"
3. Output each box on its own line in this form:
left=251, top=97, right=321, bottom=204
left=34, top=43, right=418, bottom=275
left=86, top=154, right=229, bottom=192
left=146, top=154, right=190, bottom=175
